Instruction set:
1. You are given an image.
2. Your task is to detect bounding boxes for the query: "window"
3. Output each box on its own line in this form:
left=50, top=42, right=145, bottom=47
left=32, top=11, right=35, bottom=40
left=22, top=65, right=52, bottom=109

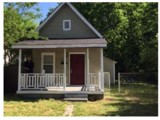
left=41, top=53, right=55, bottom=73
left=63, top=20, right=71, bottom=30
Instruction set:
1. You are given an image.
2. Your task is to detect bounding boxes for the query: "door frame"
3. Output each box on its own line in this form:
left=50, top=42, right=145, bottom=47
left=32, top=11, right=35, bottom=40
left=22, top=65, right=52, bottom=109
left=41, top=52, right=55, bottom=73
left=69, top=52, right=86, bottom=85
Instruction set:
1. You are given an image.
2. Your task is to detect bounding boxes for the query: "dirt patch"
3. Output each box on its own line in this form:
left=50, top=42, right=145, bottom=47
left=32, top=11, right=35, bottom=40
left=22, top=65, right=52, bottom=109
left=125, top=96, right=140, bottom=102
left=63, top=104, right=74, bottom=116
left=105, top=98, right=116, bottom=101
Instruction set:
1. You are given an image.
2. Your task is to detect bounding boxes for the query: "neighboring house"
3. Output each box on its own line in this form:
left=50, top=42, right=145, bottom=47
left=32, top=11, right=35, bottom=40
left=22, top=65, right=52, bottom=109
left=12, top=3, right=107, bottom=100
left=104, top=57, right=117, bottom=84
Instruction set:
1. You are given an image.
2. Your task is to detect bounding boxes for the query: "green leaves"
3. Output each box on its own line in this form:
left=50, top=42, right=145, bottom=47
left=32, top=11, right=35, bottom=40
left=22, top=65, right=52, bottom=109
left=4, top=2, right=43, bottom=64
left=74, top=2, right=158, bottom=74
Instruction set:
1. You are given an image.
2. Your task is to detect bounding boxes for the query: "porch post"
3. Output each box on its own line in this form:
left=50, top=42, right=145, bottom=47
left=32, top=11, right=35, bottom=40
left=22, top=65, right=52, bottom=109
left=63, top=48, right=66, bottom=91
left=18, top=49, right=22, bottom=91
left=100, top=48, right=104, bottom=91
left=86, top=48, right=89, bottom=90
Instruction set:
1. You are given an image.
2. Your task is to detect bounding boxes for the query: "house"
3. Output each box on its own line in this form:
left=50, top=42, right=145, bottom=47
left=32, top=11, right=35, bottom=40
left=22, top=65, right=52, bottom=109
left=104, top=57, right=117, bottom=84
left=12, top=3, right=107, bottom=100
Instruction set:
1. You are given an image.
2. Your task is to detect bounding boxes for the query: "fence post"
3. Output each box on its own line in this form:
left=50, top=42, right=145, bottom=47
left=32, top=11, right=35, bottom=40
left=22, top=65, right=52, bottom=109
left=118, top=72, right=120, bottom=93
left=108, top=72, right=110, bottom=92
left=98, top=72, right=101, bottom=90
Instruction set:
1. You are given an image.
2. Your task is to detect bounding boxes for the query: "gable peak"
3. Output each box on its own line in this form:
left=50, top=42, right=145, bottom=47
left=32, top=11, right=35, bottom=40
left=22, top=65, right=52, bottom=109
left=37, top=2, right=103, bottom=38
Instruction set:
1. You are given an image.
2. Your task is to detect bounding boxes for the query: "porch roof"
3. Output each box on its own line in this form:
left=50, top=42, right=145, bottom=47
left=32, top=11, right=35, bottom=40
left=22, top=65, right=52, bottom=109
left=12, top=38, right=107, bottom=49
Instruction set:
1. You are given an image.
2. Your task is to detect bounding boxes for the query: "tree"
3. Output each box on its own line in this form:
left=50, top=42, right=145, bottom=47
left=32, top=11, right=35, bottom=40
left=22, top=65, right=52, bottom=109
left=4, top=3, right=43, bottom=65
left=73, top=3, right=158, bottom=80
left=140, top=3, right=158, bottom=73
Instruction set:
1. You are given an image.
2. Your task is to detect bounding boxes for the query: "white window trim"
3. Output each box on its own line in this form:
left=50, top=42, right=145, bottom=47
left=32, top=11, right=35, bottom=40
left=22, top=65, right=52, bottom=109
left=63, top=20, right=71, bottom=31
left=68, top=52, right=86, bottom=85
left=41, top=52, right=55, bottom=73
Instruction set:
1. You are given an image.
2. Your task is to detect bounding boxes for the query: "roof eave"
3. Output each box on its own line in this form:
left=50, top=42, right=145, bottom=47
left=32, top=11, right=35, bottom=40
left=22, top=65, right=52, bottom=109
left=12, top=44, right=107, bottom=49
left=66, top=3, right=103, bottom=38
left=36, top=3, right=65, bottom=31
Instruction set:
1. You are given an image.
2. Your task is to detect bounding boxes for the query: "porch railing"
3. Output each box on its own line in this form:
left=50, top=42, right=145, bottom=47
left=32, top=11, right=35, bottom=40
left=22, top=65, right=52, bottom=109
left=19, top=72, right=106, bottom=91
left=89, top=73, right=99, bottom=86
left=88, top=73, right=101, bottom=91
left=89, top=72, right=106, bottom=91
left=20, top=73, right=64, bottom=90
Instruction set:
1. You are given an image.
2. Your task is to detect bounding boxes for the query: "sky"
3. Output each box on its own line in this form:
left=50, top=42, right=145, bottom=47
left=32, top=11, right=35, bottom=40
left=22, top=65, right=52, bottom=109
left=37, top=2, right=59, bottom=23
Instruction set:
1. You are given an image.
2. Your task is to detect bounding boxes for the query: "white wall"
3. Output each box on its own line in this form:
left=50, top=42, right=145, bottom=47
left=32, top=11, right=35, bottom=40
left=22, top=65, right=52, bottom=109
left=103, top=57, right=116, bottom=84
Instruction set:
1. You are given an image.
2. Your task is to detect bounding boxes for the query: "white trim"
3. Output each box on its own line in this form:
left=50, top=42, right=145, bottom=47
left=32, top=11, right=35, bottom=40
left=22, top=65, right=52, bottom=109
left=12, top=44, right=106, bottom=49
left=113, top=63, right=116, bottom=84
left=68, top=52, right=86, bottom=85
left=41, top=52, right=55, bottom=73
left=86, top=48, right=89, bottom=89
left=18, top=49, right=22, bottom=91
left=100, top=48, right=104, bottom=91
left=36, top=3, right=103, bottom=38
left=63, top=20, right=71, bottom=31
left=63, top=49, right=66, bottom=90
left=69, top=52, right=85, bottom=54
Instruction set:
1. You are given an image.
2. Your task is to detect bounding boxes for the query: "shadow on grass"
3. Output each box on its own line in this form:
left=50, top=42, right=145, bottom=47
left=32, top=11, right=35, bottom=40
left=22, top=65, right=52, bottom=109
left=104, top=102, right=158, bottom=116
left=4, top=94, right=41, bottom=102
left=104, top=82, right=158, bottom=116
left=4, top=94, right=63, bottom=102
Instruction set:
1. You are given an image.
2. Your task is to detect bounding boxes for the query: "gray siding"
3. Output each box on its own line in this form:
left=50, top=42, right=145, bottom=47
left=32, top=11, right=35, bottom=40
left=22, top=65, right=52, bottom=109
left=39, top=4, right=98, bottom=39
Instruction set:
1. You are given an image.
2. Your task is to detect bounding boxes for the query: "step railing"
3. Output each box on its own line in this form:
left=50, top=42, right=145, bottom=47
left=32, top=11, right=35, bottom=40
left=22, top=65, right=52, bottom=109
left=89, top=72, right=107, bottom=91
left=20, top=73, right=64, bottom=89
left=88, top=73, right=100, bottom=91
left=89, top=73, right=99, bottom=86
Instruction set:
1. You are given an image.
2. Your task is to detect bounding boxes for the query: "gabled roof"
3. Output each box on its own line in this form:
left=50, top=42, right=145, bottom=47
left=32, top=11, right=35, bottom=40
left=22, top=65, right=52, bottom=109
left=104, top=57, right=117, bottom=63
left=37, top=2, right=103, bottom=38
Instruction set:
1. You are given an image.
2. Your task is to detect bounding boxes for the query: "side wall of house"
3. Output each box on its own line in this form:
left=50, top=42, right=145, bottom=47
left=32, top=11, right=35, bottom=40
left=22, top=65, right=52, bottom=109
left=103, top=58, right=115, bottom=84
left=32, top=48, right=101, bottom=85
left=39, top=4, right=98, bottom=39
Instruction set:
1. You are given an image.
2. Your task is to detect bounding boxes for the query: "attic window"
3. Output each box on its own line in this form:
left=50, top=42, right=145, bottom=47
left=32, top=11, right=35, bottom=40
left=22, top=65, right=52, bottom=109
left=63, top=20, right=71, bottom=30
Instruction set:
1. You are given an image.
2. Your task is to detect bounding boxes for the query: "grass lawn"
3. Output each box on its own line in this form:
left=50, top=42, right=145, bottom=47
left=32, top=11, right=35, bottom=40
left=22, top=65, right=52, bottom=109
left=4, top=82, right=158, bottom=116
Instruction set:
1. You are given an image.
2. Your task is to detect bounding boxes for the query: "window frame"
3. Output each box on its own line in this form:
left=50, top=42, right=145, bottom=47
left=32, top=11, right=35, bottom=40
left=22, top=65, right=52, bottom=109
left=63, top=20, right=71, bottom=31
left=41, top=52, right=55, bottom=73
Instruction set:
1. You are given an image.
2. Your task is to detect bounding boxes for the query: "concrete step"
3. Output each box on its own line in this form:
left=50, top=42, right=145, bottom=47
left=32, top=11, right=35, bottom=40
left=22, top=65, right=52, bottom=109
left=64, top=93, right=88, bottom=101
left=64, top=97, right=88, bottom=101
left=64, top=93, right=88, bottom=98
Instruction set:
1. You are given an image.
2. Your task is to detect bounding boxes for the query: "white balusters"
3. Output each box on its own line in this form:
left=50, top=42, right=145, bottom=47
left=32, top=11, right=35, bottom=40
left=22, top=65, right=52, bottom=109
left=88, top=73, right=102, bottom=91
left=20, top=73, right=64, bottom=90
left=89, top=73, right=99, bottom=87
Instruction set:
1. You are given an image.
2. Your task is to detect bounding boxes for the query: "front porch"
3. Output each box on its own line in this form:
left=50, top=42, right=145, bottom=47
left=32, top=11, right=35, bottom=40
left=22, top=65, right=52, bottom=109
left=12, top=39, right=107, bottom=98
left=17, top=83, right=104, bottom=101
left=18, top=72, right=103, bottom=93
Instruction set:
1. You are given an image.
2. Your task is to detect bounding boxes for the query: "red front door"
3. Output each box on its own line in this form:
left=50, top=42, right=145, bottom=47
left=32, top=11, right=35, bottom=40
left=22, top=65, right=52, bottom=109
left=70, top=54, right=84, bottom=85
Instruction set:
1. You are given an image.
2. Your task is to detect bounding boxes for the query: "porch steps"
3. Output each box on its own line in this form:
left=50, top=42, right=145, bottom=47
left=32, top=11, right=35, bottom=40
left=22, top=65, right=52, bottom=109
left=64, top=93, right=88, bottom=101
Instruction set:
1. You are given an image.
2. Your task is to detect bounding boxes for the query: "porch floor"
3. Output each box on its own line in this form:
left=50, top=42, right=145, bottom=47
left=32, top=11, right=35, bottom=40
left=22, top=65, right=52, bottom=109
left=47, top=86, right=84, bottom=92
left=18, top=85, right=102, bottom=94
left=17, top=85, right=104, bottom=100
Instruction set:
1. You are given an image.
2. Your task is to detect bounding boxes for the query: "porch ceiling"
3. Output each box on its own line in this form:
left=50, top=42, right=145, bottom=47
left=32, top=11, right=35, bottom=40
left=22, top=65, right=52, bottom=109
left=12, top=38, right=107, bottom=49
